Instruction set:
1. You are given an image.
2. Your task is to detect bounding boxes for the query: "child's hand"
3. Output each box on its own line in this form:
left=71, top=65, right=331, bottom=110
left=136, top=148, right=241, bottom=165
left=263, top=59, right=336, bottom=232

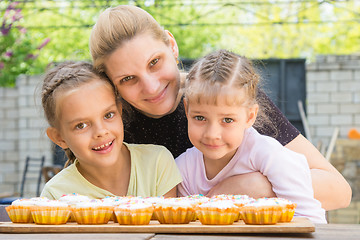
left=206, top=172, right=276, bottom=198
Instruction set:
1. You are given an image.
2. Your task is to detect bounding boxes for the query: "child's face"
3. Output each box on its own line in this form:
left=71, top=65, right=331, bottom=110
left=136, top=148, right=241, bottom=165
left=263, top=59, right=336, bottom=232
left=104, top=32, right=180, bottom=118
left=50, top=80, right=124, bottom=168
left=185, top=94, right=258, bottom=164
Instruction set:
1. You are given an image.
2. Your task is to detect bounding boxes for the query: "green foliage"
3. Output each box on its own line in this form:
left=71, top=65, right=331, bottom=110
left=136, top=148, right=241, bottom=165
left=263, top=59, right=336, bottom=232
left=1, top=0, right=359, bottom=88
left=0, top=1, right=49, bottom=87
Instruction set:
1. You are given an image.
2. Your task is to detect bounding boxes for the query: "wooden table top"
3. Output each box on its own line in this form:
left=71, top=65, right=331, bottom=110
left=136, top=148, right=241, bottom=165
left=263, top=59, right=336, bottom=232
left=1, top=204, right=359, bottom=239
left=1, top=223, right=360, bottom=239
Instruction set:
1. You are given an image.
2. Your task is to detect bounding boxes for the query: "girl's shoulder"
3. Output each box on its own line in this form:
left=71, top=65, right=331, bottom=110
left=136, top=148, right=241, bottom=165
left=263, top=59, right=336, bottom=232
left=175, top=146, right=202, bottom=166
left=125, top=143, right=175, bottom=165
left=43, top=163, right=78, bottom=186
left=125, top=142, right=170, bottom=154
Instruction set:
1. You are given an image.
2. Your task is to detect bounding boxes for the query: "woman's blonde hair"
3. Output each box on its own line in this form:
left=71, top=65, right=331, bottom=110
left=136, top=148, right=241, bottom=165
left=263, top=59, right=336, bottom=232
left=185, top=49, right=275, bottom=134
left=90, top=5, right=169, bottom=74
left=41, top=61, right=117, bottom=167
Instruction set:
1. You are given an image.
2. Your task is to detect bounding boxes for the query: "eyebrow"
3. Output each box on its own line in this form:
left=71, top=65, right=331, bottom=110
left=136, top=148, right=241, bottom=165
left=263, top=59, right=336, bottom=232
left=66, top=103, right=118, bottom=126
left=112, top=51, right=162, bottom=80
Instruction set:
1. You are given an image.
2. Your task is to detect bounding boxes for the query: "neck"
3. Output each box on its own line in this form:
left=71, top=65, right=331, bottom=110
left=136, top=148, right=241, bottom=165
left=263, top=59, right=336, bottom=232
left=203, top=148, right=237, bottom=180
left=76, top=144, right=131, bottom=196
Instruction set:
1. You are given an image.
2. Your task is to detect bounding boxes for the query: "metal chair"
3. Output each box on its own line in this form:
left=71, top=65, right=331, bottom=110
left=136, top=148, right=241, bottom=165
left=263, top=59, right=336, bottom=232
left=20, top=156, right=45, bottom=197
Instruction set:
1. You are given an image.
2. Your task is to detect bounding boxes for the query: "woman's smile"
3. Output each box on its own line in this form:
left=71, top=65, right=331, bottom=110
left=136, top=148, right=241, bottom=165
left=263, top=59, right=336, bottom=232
left=145, top=84, right=168, bottom=104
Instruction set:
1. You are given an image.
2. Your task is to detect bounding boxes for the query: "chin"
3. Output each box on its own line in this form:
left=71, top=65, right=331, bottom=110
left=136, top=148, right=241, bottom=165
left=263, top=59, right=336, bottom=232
left=149, top=102, right=175, bottom=117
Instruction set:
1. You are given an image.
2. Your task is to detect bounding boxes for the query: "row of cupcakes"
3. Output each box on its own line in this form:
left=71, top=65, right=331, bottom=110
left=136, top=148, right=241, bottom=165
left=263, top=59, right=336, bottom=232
left=6, top=194, right=296, bottom=225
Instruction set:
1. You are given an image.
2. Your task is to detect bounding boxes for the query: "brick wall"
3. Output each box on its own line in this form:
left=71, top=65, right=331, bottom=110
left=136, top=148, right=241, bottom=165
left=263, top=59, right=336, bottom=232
left=0, top=74, right=52, bottom=198
left=307, top=55, right=360, bottom=224
left=306, top=54, right=360, bottom=147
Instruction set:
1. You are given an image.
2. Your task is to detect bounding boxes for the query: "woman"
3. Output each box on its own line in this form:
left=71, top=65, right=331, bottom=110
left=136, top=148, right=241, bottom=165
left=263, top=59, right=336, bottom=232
left=89, top=5, right=351, bottom=210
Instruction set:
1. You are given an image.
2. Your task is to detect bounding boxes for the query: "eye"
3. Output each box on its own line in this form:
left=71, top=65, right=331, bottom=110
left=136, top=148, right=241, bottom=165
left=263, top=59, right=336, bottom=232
left=150, top=58, right=159, bottom=67
left=104, top=112, right=115, bottom=120
left=120, top=75, right=134, bottom=83
left=194, top=116, right=205, bottom=121
left=75, top=122, right=88, bottom=130
left=223, top=118, right=234, bottom=123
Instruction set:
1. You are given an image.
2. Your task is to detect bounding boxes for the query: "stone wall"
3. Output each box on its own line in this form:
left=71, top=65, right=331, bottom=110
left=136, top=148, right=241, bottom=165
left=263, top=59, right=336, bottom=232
left=327, top=139, right=360, bottom=223
left=306, top=54, right=360, bottom=147
left=0, top=74, right=52, bottom=198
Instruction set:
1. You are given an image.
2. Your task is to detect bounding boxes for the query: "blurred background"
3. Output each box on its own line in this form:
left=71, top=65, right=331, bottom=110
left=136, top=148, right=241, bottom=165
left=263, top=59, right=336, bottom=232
left=1, top=0, right=360, bottom=224
left=1, top=0, right=360, bottom=87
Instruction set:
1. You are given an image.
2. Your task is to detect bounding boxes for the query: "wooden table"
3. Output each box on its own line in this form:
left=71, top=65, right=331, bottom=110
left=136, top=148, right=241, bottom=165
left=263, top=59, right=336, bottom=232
left=1, top=221, right=360, bottom=239
left=1, top=205, right=359, bottom=239
left=0, top=224, right=359, bottom=239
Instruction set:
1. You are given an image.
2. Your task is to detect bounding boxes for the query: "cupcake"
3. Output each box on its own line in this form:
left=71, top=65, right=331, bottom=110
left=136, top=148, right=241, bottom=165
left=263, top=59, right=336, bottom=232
left=143, top=196, right=165, bottom=220
left=210, top=194, right=234, bottom=201
left=183, top=194, right=209, bottom=221
left=274, top=198, right=297, bottom=222
left=153, top=197, right=195, bottom=224
left=5, top=198, right=40, bottom=223
left=232, top=195, right=255, bottom=221
left=30, top=199, right=71, bottom=225
left=101, top=196, right=126, bottom=222
left=71, top=199, right=114, bottom=224
left=114, top=199, right=154, bottom=225
left=239, top=198, right=283, bottom=225
left=59, top=193, right=91, bottom=222
left=195, top=200, right=239, bottom=225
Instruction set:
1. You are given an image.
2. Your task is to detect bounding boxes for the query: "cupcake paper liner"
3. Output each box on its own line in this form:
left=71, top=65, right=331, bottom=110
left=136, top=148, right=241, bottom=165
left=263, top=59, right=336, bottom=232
left=195, top=207, right=239, bottom=225
left=114, top=207, right=154, bottom=225
left=240, top=205, right=282, bottom=225
left=30, top=206, right=71, bottom=225
left=72, top=206, right=114, bottom=224
left=5, top=205, right=34, bottom=223
left=154, top=206, right=195, bottom=224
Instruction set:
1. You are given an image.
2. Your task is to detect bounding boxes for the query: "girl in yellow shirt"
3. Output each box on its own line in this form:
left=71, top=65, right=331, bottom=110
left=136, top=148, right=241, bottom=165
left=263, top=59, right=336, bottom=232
left=40, top=61, right=181, bottom=200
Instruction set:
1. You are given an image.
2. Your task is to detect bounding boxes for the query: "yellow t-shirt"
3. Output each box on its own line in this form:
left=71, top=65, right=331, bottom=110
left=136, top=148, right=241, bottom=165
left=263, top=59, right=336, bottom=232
left=41, top=143, right=182, bottom=200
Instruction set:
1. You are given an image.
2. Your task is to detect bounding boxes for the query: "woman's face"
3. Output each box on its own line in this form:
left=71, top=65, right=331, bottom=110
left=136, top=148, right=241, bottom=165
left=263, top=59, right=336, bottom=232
left=104, top=32, right=181, bottom=118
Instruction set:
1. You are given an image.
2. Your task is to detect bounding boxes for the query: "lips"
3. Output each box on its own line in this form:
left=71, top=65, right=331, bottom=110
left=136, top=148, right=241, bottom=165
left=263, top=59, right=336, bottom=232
left=92, top=140, right=114, bottom=152
left=202, top=143, right=224, bottom=149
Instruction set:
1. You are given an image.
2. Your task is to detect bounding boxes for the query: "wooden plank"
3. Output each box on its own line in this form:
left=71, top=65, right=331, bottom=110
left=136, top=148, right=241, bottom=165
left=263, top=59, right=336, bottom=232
left=0, top=217, right=314, bottom=234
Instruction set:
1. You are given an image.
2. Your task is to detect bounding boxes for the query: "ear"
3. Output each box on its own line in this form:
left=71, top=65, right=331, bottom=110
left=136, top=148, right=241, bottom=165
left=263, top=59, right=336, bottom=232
left=165, top=30, right=179, bottom=59
left=245, top=104, right=259, bottom=128
left=46, top=127, right=69, bottom=149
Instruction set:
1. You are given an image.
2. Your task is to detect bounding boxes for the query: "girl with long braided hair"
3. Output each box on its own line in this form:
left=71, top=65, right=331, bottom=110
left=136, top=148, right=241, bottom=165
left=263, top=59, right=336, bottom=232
left=40, top=61, right=181, bottom=199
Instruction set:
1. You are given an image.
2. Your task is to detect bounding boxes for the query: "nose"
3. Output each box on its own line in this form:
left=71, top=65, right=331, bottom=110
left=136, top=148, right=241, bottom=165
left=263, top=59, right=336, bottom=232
left=94, top=121, right=109, bottom=138
left=141, top=73, right=161, bottom=95
left=203, top=122, right=221, bottom=140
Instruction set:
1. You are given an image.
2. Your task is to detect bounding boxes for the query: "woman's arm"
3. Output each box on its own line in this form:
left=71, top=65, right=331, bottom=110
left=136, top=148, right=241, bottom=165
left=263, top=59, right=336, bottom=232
left=163, top=186, right=177, bottom=198
left=206, top=172, right=276, bottom=199
left=285, top=134, right=352, bottom=210
left=208, top=135, right=352, bottom=210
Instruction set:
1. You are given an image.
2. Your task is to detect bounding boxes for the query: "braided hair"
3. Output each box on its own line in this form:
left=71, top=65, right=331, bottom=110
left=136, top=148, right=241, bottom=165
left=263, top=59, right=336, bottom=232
left=184, top=49, right=275, bottom=134
left=41, top=61, right=117, bottom=167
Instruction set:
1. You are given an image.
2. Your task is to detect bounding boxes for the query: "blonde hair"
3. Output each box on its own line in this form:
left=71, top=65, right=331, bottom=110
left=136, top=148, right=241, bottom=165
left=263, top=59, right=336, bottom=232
left=41, top=61, right=117, bottom=167
left=90, top=5, right=170, bottom=74
left=185, top=49, right=274, bottom=133
left=185, top=49, right=258, bottom=106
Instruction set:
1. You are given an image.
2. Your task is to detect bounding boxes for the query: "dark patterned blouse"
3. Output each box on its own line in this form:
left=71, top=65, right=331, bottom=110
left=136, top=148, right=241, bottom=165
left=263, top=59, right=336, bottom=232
left=123, top=90, right=300, bottom=158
